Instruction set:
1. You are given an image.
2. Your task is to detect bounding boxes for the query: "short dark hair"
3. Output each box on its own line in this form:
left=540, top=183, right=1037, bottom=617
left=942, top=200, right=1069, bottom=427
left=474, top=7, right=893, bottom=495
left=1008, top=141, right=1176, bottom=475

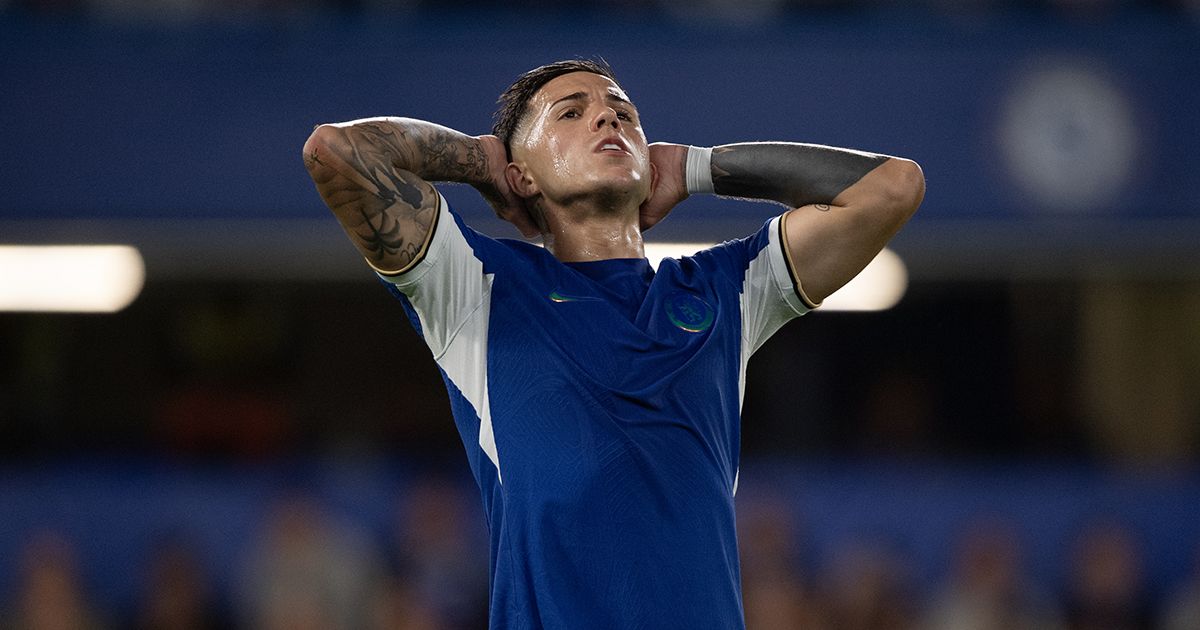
left=492, top=59, right=619, bottom=159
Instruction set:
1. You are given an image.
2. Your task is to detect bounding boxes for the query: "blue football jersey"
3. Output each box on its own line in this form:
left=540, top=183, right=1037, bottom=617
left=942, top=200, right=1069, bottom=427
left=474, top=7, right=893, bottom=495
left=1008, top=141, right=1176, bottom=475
left=379, top=193, right=810, bottom=629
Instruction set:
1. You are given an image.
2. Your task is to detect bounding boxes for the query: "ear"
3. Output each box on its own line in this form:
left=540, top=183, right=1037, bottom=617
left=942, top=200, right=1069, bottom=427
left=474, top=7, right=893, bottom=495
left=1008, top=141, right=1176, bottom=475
left=646, top=160, right=659, bottom=204
left=505, top=162, right=538, bottom=199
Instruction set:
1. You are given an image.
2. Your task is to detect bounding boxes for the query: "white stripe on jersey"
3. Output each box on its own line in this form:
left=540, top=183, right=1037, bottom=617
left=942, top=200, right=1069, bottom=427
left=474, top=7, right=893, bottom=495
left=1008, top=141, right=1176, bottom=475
left=735, top=215, right=809, bottom=494
left=380, top=194, right=503, bottom=483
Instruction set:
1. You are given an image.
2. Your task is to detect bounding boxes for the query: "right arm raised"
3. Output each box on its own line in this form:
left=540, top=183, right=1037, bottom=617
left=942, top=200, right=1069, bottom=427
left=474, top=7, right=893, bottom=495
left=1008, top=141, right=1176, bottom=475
left=302, top=117, right=532, bottom=274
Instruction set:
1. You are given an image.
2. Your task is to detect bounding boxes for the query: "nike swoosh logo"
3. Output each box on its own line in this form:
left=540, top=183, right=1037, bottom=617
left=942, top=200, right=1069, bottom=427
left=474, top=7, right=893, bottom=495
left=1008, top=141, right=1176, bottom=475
left=548, top=290, right=604, bottom=303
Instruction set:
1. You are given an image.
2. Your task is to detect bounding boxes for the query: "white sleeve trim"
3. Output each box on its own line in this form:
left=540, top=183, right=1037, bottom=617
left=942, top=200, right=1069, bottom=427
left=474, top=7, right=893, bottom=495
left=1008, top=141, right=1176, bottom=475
left=736, top=216, right=812, bottom=430
left=765, top=215, right=811, bottom=318
left=371, top=193, right=503, bottom=483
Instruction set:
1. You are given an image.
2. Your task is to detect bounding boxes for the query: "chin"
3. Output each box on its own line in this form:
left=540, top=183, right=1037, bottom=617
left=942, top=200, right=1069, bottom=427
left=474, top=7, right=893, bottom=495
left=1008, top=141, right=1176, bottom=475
left=592, top=166, right=649, bottom=192
left=591, top=177, right=649, bottom=206
left=544, top=163, right=650, bottom=208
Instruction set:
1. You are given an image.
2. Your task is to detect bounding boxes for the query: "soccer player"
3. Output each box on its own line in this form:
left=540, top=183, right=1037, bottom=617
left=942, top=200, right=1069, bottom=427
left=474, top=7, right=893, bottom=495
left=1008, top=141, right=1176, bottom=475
left=302, top=59, right=924, bottom=629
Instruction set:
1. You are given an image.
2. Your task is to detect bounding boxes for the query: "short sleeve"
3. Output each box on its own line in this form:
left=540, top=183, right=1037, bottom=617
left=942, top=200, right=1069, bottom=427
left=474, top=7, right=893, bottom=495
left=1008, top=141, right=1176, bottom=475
left=689, top=215, right=813, bottom=357
left=375, top=193, right=494, bottom=359
left=739, top=215, right=814, bottom=354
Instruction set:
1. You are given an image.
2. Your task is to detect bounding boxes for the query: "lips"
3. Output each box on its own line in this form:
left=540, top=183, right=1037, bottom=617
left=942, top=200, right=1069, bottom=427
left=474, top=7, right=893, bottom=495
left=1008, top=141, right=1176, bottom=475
left=594, top=136, right=630, bottom=155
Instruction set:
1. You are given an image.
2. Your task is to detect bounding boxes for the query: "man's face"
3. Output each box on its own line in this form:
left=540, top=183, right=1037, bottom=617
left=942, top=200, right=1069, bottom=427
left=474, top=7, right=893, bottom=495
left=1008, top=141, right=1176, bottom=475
left=510, top=71, right=653, bottom=210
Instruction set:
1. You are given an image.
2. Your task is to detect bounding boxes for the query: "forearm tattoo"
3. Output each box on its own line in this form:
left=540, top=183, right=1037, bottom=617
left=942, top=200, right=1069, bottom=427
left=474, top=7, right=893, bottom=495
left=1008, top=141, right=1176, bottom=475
left=338, top=123, right=427, bottom=208
left=308, top=120, right=484, bottom=270
left=710, top=143, right=889, bottom=208
left=416, top=128, right=491, bottom=184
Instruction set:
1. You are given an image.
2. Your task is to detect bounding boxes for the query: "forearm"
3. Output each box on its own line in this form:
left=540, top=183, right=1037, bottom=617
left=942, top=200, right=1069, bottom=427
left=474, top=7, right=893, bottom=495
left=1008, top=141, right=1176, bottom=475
left=303, top=118, right=484, bottom=274
left=708, top=142, right=890, bottom=209
left=305, top=117, right=491, bottom=187
left=695, top=141, right=923, bottom=306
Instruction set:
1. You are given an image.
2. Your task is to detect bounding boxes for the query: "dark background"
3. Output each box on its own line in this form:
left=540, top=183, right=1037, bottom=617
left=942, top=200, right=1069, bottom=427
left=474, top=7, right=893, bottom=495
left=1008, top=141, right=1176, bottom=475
left=2, top=1, right=1199, bottom=628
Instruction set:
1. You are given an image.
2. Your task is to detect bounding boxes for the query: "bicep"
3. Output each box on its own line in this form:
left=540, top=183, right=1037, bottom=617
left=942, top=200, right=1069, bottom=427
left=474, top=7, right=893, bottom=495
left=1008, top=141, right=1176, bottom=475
left=781, top=158, right=923, bottom=304
left=304, top=124, right=438, bottom=274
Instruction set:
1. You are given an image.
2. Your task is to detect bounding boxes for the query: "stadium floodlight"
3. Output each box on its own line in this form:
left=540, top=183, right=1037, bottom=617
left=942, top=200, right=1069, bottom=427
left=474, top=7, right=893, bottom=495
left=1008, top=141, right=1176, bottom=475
left=0, top=245, right=145, bottom=313
left=818, top=247, right=907, bottom=311
left=644, top=243, right=907, bottom=312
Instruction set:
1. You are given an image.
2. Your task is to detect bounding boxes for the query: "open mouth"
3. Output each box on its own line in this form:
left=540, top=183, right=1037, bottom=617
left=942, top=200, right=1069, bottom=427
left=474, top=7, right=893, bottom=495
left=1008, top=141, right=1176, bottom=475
left=595, top=137, right=630, bottom=155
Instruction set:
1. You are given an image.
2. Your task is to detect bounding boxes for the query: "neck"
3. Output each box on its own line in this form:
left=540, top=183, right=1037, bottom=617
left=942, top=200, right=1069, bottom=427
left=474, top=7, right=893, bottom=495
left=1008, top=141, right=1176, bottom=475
left=540, top=198, right=644, bottom=262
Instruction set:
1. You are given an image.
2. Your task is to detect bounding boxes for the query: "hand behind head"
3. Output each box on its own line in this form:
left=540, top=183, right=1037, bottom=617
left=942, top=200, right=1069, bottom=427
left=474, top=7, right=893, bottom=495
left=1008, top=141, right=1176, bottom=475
left=476, top=135, right=541, bottom=238
left=638, top=143, right=689, bottom=232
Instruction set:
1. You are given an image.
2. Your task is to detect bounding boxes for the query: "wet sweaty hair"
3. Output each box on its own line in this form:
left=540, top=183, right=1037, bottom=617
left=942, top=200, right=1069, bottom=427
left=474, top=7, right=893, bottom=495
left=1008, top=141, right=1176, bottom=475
left=492, top=59, right=620, bottom=160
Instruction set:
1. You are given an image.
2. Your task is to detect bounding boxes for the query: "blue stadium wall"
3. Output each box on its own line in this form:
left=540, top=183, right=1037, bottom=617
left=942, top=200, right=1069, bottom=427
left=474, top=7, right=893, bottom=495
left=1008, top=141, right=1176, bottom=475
left=2, top=11, right=1198, bottom=245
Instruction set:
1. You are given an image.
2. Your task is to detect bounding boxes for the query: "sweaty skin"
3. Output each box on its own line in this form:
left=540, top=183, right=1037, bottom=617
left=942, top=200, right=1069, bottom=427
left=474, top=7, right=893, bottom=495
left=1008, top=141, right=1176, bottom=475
left=303, top=70, right=924, bottom=303
left=504, top=72, right=656, bottom=262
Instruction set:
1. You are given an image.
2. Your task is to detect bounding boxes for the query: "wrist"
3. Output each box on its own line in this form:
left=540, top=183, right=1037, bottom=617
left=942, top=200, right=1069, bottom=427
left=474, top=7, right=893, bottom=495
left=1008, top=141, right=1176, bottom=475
left=685, top=146, right=714, bottom=195
left=473, top=134, right=508, bottom=188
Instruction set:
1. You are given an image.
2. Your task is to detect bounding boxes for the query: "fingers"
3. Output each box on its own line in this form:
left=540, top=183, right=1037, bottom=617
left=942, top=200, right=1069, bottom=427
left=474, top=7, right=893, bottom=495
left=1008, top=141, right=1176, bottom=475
left=474, top=135, right=539, bottom=237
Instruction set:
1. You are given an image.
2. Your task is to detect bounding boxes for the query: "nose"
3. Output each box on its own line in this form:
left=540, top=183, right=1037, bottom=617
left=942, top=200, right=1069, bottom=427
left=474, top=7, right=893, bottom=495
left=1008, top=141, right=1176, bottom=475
left=592, top=106, right=620, bottom=131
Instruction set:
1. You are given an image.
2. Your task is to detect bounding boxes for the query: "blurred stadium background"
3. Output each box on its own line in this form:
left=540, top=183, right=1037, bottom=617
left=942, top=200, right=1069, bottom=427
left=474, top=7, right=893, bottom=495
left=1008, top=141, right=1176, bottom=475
left=2, top=0, right=1200, bottom=628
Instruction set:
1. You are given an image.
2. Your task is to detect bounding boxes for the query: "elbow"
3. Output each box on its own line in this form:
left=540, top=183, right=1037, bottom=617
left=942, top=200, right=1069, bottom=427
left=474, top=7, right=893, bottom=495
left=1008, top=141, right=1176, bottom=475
left=302, top=123, right=341, bottom=174
left=886, top=158, right=925, bottom=222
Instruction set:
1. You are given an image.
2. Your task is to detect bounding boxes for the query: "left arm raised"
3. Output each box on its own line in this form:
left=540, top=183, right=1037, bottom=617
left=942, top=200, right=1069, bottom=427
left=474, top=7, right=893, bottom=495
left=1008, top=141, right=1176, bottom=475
left=710, top=143, right=924, bottom=306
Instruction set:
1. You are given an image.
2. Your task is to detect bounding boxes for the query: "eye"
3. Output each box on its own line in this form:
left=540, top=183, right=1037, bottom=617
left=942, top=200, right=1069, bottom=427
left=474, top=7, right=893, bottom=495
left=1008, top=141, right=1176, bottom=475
left=559, top=108, right=580, bottom=120
left=616, top=109, right=633, bottom=121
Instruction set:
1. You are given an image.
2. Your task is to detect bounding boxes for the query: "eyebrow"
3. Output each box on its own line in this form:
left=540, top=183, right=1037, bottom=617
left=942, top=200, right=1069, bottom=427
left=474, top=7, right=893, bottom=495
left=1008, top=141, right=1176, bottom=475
left=549, top=91, right=634, bottom=110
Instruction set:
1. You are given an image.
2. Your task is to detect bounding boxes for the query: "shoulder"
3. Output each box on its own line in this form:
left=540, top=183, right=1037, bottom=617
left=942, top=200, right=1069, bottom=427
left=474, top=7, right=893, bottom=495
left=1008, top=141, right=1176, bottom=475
left=427, top=196, right=549, bottom=266
left=377, top=194, right=546, bottom=291
left=670, top=215, right=811, bottom=313
left=677, top=216, right=782, bottom=278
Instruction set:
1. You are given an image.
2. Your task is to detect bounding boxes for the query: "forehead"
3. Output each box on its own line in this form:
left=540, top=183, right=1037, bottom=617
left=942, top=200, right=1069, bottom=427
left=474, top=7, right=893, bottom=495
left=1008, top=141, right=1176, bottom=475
left=530, top=71, right=632, bottom=110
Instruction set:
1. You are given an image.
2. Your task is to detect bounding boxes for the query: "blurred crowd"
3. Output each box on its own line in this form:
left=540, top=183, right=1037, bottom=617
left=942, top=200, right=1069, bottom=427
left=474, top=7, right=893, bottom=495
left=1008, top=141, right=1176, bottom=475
left=736, top=495, right=1200, bottom=630
left=2, top=0, right=1200, bottom=23
left=2, top=475, right=492, bottom=630
left=3, top=480, right=1200, bottom=630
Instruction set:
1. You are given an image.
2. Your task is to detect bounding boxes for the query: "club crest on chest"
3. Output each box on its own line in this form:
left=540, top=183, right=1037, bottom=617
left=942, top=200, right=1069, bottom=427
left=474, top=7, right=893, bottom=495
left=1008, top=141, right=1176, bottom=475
left=665, top=291, right=714, bottom=333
